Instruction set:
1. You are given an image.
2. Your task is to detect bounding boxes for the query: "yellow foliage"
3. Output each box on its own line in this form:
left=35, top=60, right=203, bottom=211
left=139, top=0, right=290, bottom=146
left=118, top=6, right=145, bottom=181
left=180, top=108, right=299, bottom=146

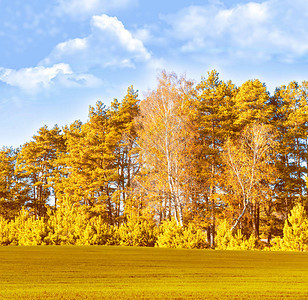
left=118, top=217, right=157, bottom=247
left=46, top=197, right=88, bottom=245
left=0, top=217, right=11, bottom=245
left=215, top=220, right=258, bottom=250
left=87, top=216, right=119, bottom=245
left=281, top=204, right=308, bottom=251
left=156, top=219, right=208, bottom=249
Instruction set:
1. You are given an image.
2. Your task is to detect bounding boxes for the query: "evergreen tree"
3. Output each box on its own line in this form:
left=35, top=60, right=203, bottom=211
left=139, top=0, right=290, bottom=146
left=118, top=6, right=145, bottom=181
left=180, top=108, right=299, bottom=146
left=15, top=125, right=65, bottom=218
left=192, top=70, right=237, bottom=245
left=108, top=86, right=140, bottom=224
left=282, top=203, right=308, bottom=251
left=0, top=147, right=28, bottom=219
left=233, top=79, right=273, bottom=130
left=270, top=82, right=308, bottom=225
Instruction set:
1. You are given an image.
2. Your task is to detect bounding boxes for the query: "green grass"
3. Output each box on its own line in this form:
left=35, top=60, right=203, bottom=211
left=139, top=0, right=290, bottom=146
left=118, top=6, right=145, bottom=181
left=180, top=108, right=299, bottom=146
left=0, top=246, right=307, bottom=299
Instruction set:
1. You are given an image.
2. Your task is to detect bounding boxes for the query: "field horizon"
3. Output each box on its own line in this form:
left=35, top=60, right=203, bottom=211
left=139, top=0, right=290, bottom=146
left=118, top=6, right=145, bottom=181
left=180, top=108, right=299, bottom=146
left=0, top=246, right=307, bottom=299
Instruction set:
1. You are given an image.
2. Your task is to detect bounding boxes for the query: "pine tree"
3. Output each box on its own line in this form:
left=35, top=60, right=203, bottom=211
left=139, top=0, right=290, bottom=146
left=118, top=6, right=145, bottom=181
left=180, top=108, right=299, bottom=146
left=0, top=147, right=27, bottom=219
left=270, top=82, right=308, bottom=226
left=108, top=86, right=140, bottom=224
left=59, top=103, right=117, bottom=223
left=233, top=79, right=273, bottom=130
left=15, top=125, right=65, bottom=217
left=192, top=70, right=237, bottom=245
left=282, top=203, right=308, bottom=251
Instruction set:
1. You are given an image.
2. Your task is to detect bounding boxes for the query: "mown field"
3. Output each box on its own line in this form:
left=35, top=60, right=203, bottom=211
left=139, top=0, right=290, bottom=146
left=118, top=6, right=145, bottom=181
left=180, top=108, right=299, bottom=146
left=0, top=246, right=307, bottom=299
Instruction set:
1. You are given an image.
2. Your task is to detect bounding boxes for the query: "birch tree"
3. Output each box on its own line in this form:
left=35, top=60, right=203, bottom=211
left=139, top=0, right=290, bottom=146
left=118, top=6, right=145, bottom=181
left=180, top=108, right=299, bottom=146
left=223, top=123, right=276, bottom=237
left=137, top=71, right=194, bottom=225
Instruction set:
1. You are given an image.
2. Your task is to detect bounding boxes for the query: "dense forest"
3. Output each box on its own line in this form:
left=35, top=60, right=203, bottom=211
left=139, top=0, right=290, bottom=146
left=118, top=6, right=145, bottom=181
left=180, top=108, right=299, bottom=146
left=1, top=70, right=308, bottom=250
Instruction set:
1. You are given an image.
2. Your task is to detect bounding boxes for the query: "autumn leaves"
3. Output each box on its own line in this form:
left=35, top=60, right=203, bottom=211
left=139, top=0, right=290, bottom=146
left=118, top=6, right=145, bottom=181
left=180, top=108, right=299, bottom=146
left=0, top=70, right=308, bottom=248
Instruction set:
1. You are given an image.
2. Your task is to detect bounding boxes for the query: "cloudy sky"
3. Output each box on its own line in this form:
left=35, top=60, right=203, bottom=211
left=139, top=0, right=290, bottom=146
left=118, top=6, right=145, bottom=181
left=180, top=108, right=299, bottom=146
left=1, top=0, right=308, bottom=147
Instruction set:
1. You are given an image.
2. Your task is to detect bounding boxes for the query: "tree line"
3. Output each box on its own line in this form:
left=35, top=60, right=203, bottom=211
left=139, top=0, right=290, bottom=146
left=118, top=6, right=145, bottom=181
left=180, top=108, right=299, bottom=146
left=1, top=70, right=308, bottom=250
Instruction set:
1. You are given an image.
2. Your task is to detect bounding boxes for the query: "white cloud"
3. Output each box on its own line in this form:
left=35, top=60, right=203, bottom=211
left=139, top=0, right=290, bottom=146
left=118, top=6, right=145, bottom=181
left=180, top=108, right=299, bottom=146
left=55, top=0, right=135, bottom=19
left=0, top=63, right=101, bottom=92
left=133, top=28, right=152, bottom=44
left=57, top=38, right=87, bottom=53
left=0, top=64, right=71, bottom=91
left=0, top=14, right=150, bottom=93
left=53, top=72, right=102, bottom=88
left=92, top=15, right=150, bottom=59
left=42, top=14, right=151, bottom=70
left=162, top=0, right=308, bottom=62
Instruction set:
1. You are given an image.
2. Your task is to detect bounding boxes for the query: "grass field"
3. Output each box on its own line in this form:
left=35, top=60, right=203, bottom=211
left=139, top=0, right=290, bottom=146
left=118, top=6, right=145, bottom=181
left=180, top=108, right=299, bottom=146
left=0, top=246, right=307, bottom=299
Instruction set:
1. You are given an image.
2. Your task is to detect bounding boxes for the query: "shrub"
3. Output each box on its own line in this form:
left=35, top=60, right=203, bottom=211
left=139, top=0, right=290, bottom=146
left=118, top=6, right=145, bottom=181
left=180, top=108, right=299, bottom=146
left=282, top=204, right=308, bottom=252
left=215, top=220, right=233, bottom=250
left=179, top=224, right=208, bottom=249
left=118, top=217, right=157, bottom=247
left=0, top=217, right=11, bottom=245
left=215, top=220, right=258, bottom=250
left=156, top=219, right=184, bottom=248
left=156, top=219, right=208, bottom=249
left=45, top=197, right=88, bottom=245
left=87, top=216, right=119, bottom=245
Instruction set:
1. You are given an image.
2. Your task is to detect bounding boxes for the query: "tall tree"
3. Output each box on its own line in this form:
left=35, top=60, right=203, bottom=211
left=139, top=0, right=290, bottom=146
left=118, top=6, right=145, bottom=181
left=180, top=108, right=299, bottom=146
left=15, top=125, right=65, bottom=218
left=109, top=87, right=140, bottom=224
left=59, top=89, right=140, bottom=225
left=233, top=79, right=273, bottom=130
left=60, top=103, right=117, bottom=223
left=222, top=124, right=276, bottom=238
left=137, top=71, right=194, bottom=225
left=270, top=81, right=308, bottom=223
left=192, top=70, right=237, bottom=245
left=0, top=147, right=28, bottom=219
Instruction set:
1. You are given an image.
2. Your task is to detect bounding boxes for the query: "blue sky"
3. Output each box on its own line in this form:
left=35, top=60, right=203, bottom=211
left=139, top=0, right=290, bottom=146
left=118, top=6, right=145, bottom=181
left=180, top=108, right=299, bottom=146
left=1, top=0, right=308, bottom=148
